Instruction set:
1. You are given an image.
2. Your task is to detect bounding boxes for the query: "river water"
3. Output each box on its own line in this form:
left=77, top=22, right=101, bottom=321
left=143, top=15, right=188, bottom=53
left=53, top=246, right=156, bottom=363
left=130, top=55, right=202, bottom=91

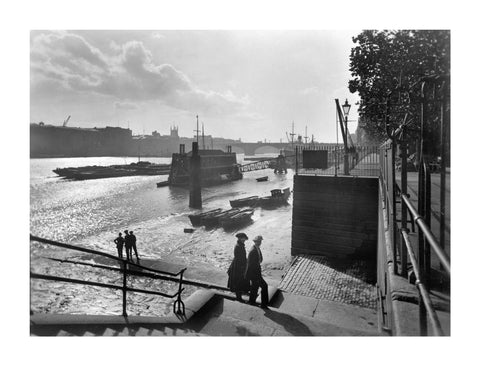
left=30, top=155, right=294, bottom=316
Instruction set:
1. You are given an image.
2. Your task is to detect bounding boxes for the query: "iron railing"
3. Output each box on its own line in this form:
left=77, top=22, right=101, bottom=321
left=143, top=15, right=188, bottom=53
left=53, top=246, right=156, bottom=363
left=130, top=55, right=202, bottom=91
left=376, top=73, right=450, bottom=335
left=295, top=144, right=380, bottom=177
left=30, top=235, right=187, bottom=316
left=379, top=144, right=450, bottom=335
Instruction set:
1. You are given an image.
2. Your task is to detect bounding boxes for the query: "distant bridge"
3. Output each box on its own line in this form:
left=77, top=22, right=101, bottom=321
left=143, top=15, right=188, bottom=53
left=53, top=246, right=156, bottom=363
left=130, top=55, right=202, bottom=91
left=229, top=142, right=289, bottom=155
left=229, top=142, right=337, bottom=156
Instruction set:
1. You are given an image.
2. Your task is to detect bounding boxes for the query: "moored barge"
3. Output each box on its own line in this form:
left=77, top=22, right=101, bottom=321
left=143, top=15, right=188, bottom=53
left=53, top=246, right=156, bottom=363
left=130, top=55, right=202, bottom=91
left=53, top=161, right=171, bottom=180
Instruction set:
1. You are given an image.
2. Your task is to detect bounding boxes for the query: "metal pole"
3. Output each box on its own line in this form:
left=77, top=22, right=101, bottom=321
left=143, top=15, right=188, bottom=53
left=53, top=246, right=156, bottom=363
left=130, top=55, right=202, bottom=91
left=295, top=146, right=298, bottom=175
left=196, top=115, right=199, bottom=143
left=439, top=80, right=448, bottom=272
left=400, top=129, right=408, bottom=276
left=335, top=106, right=339, bottom=177
left=344, top=114, right=349, bottom=175
left=418, top=82, right=427, bottom=335
left=391, top=138, right=398, bottom=273
left=425, top=166, right=432, bottom=290
left=122, top=260, right=128, bottom=317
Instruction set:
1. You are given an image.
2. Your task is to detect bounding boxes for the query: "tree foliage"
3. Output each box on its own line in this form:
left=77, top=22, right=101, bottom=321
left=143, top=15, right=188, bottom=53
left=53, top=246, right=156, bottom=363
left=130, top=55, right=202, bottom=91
left=349, top=30, right=450, bottom=147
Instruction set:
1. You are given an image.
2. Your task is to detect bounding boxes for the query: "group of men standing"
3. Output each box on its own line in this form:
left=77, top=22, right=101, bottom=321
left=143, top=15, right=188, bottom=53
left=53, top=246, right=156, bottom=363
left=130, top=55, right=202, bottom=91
left=227, top=233, right=269, bottom=308
left=114, top=230, right=139, bottom=263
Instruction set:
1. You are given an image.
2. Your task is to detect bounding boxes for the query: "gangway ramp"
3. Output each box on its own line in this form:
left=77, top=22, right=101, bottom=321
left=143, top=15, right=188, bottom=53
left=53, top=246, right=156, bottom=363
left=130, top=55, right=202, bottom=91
left=239, top=158, right=275, bottom=172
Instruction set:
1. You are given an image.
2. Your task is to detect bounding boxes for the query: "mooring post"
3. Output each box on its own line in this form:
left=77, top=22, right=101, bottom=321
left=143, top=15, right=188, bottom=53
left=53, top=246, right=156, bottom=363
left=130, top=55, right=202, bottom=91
left=189, top=142, right=202, bottom=208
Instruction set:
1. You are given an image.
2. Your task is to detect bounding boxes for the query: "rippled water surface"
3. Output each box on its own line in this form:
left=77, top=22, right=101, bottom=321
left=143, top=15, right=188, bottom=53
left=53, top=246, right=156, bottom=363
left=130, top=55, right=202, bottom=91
left=30, top=155, right=293, bottom=316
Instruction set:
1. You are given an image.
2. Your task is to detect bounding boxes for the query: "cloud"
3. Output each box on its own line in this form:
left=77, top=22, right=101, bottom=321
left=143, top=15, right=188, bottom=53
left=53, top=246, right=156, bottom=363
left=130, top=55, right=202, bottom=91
left=300, top=86, right=321, bottom=95
left=114, top=101, right=139, bottom=110
left=31, top=31, right=249, bottom=117
left=151, top=32, right=166, bottom=40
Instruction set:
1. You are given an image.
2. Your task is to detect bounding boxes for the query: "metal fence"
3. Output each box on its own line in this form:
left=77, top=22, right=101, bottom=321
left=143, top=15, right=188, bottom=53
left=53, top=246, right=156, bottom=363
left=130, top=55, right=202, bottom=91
left=294, top=144, right=380, bottom=177
left=379, top=141, right=450, bottom=336
left=30, top=235, right=187, bottom=316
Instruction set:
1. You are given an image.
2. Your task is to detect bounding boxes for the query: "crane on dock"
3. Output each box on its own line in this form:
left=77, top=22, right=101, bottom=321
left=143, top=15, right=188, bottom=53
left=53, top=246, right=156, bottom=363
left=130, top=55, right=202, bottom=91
left=62, top=115, right=71, bottom=127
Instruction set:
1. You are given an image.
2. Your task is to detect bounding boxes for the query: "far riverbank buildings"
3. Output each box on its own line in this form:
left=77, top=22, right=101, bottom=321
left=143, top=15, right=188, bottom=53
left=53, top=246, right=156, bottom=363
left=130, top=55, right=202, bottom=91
left=30, top=123, right=240, bottom=158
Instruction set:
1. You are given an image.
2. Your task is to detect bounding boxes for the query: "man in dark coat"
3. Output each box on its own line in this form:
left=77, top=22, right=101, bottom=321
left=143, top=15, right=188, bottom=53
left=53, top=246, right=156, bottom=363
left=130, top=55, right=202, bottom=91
left=245, top=235, right=269, bottom=308
left=129, top=230, right=139, bottom=263
left=114, top=232, right=124, bottom=259
left=124, top=230, right=132, bottom=261
left=227, top=232, right=249, bottom=302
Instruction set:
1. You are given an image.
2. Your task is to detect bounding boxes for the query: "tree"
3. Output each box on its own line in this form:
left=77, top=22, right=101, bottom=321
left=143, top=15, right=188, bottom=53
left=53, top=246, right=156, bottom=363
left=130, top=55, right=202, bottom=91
left=348, top=30, right=450, bottom=152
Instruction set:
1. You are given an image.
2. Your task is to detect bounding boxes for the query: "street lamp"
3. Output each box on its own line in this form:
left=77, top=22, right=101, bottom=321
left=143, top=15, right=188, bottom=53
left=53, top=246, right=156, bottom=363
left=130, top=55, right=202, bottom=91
left=342, top=99, right=351, bottom=175
left=342, top=99, right=351, bottom=135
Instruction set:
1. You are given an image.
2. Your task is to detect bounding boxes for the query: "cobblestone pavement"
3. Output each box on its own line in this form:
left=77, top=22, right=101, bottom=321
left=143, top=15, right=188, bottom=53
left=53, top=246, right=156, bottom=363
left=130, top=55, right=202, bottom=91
left=279, top=255, right=377, bottom=309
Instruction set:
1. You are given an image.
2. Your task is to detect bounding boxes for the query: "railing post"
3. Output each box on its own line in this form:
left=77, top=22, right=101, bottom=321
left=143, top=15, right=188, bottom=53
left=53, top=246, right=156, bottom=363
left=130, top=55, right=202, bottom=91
left=390, top=139, right=398, bottom=274
left=295, top=146, right=298, bottom=175
left=173, top=269, right=185, bottom=315
left=122, top=260, right=128, bottom=317
left=418, top=81, right=427, bottom=335
left=439, top=79, right=449, bottom=273
left=400, top=132, right=408, bottom=277
left=424, top=166, right=432, bottom=290
left=334, top=146, right=338, bottom=177
left=344, top=147, right=349, bottom=175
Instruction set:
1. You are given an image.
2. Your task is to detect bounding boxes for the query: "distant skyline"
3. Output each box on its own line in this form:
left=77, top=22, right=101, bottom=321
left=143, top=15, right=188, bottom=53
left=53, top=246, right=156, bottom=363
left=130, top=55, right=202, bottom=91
left=30, top=30, right=360, bottom=143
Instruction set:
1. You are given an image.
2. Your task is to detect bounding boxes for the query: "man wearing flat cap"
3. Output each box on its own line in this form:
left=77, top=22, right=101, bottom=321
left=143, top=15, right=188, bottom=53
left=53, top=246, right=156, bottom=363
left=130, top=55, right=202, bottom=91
left=245, top=235, right=269, bottom=308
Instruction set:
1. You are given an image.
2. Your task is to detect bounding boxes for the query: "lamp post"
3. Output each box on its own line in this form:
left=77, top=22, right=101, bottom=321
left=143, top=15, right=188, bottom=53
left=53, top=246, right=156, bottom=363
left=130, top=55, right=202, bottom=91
left=342, top=99, right=351, bottom=175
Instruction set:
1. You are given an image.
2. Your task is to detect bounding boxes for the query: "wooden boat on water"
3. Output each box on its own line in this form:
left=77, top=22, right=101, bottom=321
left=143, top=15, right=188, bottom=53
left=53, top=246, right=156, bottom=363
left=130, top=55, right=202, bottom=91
left=229, top=188, right=291, bottom=208
left=256, top=176, right=268, bottom=182
left=230, top=195, right=259, bottom=208
left=156, top=181, right=169, bottom=187
left=189, top=207, right=255, bottom=228
left=219, top=208, right=254, bottom=227
left=188, top=208, right=223, bottom=226
left=256, top=187, right=291, bottom=207
left=201, top=208, right=241, bottom=227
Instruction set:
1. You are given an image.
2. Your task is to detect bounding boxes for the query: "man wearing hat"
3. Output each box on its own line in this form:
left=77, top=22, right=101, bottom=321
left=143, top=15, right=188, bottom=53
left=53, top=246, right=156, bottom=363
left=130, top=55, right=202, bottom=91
left=245, top=235, right=269, bottom=308
left=227, top=232, right=250, bottom=302
left=124, top=230, right=132, bottom=261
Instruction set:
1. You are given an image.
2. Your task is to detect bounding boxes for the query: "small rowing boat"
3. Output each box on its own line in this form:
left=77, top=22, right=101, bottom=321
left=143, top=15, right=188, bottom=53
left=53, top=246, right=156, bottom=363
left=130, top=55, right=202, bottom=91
left=229, top=195, right=259, bottom=208
left=219, top=208, right=254, bottom=227
left=188, top=208, right=223, bottom=226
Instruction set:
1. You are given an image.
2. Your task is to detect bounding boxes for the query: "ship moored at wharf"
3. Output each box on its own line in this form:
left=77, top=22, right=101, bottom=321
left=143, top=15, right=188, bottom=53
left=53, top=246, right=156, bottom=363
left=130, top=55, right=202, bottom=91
left=168, top=148, right=242, bottom=187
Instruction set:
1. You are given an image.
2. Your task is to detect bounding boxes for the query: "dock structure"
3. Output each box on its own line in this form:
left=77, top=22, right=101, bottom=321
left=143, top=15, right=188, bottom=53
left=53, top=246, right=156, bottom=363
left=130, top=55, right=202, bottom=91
left=169, top=145, right=242, bottom=187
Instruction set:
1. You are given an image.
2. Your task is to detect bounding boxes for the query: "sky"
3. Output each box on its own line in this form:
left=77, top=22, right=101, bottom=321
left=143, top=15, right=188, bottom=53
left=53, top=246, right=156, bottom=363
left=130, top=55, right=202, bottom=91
left=30, top=30, right=360, bottom=143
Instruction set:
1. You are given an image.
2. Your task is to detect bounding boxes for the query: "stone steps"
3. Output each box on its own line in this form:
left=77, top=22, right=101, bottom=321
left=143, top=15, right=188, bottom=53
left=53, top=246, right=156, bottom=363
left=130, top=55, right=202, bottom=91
left=188, top=296, right=380, bottom=336
left=31, top=286, right=383, bottom=336
left=270, top=291, right=379, bottom=334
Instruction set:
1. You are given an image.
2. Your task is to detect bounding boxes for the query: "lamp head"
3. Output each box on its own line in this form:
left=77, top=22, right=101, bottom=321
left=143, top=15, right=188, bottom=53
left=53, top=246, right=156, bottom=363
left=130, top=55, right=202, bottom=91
left=342, top=99, right=351, bottom=118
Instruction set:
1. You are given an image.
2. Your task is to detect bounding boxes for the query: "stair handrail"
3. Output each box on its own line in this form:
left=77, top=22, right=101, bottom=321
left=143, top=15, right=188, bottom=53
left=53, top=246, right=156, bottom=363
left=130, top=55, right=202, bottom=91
left=379, top=142, right=450, bottom=336
left=30, top=234, right=186, bottom=316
